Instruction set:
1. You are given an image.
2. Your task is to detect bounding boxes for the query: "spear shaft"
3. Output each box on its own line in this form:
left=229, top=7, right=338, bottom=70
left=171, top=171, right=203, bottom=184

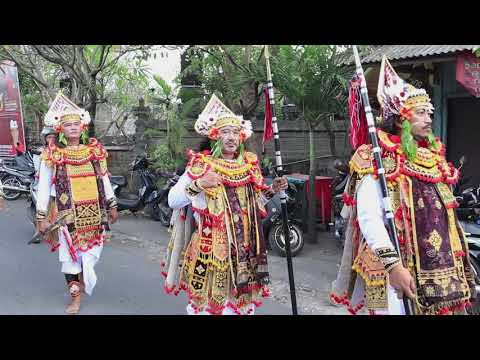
left=265, top=45, right=298, bottom=315
left=352, top=45, right=413, bottom=315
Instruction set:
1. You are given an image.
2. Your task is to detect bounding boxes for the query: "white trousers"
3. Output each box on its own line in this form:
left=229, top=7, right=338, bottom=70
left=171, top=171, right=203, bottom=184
left=58, top=227, right=103, bottom=296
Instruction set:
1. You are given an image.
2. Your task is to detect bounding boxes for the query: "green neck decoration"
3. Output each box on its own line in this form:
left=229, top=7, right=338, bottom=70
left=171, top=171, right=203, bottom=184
left=426, top=132, right=439, bottom=150
left=236, top=143, right=245, bottom=164
left=211, top=139, right=222, bottom=158
left=81, top=130, right=89, bottom=145
left=210, top=139, right=244, bottom=164
left=401, top=120, right=439, bottom=161
left=58, top=132, right=68, bottom=146
left=401, top=120, right=417, bottom=161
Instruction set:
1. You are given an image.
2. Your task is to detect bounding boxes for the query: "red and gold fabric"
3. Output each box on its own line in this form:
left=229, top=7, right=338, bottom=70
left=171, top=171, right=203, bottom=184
left=41, top=138, right=109, bottom=252
left=332, top=130, right=475, bottom=315
left=164, top=150, right=270, bottom=314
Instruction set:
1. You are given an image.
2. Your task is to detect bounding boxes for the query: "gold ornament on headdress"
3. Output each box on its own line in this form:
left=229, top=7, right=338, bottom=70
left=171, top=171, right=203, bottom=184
left=44, top=91, right=91, bottom=129
left=377, top=56, right=434, bottom=121
left=194, top=94, right=253, bottom=140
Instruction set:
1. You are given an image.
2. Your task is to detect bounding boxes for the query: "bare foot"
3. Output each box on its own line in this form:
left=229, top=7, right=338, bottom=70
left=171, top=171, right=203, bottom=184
left=66, top=282, right=81, bottom=315
left=65, top=296, right=81, bottom=314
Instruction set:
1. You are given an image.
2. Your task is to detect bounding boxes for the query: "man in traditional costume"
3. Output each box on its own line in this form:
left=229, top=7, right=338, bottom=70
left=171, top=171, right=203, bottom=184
left=330, top=57, right=476, bottom=315
left=36, top=92, right=118, bottom=314
left=163, top=94, right=288, bottom=315
left=29, top=127, right=58, bottom=245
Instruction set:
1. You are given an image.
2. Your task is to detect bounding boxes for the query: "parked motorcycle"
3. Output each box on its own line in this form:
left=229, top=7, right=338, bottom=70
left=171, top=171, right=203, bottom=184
left=262, top=178, right=305, bottom=257
left=331, top=159, right=350, bottom=247
left=455, top=192, right=480, bottom=315
left=0, top=152, right=35, bottom=200
left=453, top=156, right=480, bottom=314
left=150, top=170, right=180, bottom=226
left=111, top=156, right=178, bottom=226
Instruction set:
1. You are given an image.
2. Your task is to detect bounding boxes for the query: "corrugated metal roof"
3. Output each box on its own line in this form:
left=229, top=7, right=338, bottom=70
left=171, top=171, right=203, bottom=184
left=340, top=45, right=480, bottom=65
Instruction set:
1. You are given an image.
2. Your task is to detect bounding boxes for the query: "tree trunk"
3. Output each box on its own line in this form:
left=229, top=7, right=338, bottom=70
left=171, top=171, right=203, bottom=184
left=307, top=121, right=317, bottom=244
left=166, top=108, right=172, bottom=160
left=323, top=114, right=337, bottom=157
left=87, top=94, right=96, bottom=138
left=328, top=128, right=336, bottom=157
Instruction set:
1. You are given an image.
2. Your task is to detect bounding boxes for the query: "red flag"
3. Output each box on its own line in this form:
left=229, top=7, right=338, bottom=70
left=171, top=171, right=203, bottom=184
left=263, top=87, right=273, bottom=144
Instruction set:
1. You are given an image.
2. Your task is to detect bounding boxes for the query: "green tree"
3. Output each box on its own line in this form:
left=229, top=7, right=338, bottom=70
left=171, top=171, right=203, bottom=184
left=147, top=75, right=202, bottom=172
left=271, top=45, right=351, bottom=242
left=181, top=45, right=276, bottom=119
left=97, top=60, right=151, bottom=141
left=0, top=45, right=156, bottom=136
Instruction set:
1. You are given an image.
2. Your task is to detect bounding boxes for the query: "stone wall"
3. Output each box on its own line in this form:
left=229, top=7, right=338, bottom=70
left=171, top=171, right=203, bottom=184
left=97, top=100, right=352, bottom=182
left=140, top=107, right=351, bottom=176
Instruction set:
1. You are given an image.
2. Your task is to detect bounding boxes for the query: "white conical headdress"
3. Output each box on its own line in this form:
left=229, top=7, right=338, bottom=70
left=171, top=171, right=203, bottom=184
left=377, top=56, right=433, bottom=120
left=194, top=94, right=252, bottom=140
left=44, top=91, right=91, bottom=128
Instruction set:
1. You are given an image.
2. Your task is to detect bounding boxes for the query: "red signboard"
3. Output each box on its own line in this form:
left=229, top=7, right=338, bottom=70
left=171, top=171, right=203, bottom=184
left=456, top=52, right=480, bottom=98
left=288, top=173, right=333, bottom=224
left=0, top=60, right=26, bottom=157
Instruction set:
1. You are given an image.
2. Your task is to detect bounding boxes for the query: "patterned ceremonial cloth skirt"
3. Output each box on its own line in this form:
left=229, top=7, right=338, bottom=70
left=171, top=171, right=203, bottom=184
left=57, top=227, right=103, bottom=296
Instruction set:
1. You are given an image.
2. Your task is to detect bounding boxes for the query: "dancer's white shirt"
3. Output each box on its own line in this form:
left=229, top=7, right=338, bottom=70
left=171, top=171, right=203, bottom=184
left=168, top=170, right=271, bottom=315
left=37, top=159, right=115, bottom=295
left=356, top=175, right=405, bottom=315
left=168, top=171, right=271, bottom=223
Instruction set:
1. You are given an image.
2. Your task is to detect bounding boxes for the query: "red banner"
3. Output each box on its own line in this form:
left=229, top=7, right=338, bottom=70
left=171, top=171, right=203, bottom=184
left=263, top=87, right=273, bottom=144
left=0, top=60, right=26, bottom=157
left=456, top=52, right=480, bottom=98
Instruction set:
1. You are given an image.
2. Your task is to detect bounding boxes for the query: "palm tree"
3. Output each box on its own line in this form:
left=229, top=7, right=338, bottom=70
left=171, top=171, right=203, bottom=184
left=271, top=45, right=351, bottom=243
left=148, top=74, right=201, bottom=169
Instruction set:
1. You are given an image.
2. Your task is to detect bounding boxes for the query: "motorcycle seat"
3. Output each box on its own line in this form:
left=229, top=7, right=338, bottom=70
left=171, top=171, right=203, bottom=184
left=5, top=166, right=35, bottom=177
left=110, top=176, right=127, bottom=187
left=334, top=176, right=348, bottom=193
left=117, top=197, right=141, bottom=208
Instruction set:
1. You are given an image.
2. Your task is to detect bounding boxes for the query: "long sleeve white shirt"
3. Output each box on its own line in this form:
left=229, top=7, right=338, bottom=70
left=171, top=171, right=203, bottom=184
left=356, top=174, right=395, bottom=252
left=168, top=171, right=272, bottom=222
left=356, top=174, right=404, bottom=314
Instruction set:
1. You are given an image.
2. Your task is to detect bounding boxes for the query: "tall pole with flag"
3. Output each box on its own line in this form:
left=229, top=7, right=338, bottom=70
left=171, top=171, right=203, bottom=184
left=264, top=45, right=298, bottom=315
left=351, top=45, right=413, bottom=315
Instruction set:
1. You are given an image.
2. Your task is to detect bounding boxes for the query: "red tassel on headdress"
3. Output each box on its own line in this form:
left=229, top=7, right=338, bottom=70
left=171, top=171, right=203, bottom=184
left=348, top=75, right=368, bottom=150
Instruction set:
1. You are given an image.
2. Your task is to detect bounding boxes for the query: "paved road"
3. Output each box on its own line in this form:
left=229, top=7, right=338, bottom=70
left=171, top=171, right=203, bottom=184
left=107, top=207, right=348, bottom=315
left=0, top=199, right=293, bottom=315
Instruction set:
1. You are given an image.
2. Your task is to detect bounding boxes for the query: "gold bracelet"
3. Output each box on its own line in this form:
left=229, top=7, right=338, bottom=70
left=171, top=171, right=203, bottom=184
left=107, top=198, right=118, bottom=209
left=186, top=181, right=202, bottom=197
left=374, top=247, right=401, bottom=273
left=36, top=210, right=48, bottom=220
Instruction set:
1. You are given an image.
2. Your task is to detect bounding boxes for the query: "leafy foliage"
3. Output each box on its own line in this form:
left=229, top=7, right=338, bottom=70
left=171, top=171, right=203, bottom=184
left=270, top=45, right=352, bottom=157
left=147, top=74, right=203, bottom=172
left=271, top=45, right=351, bottom=126
left=180, top=45, right=271, bottom=119
left=149, top=143, right=178, bottom=172
left=0, top=45, right=155, bottom=135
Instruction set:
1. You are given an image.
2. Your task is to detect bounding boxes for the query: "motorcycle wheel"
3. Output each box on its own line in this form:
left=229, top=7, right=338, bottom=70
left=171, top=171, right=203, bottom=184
left=151, top=201, right=172, bottom=227
left=1, top=175, right=23, bottom=200
left=268, top=223, right=304, bottom=257
left=467, top=259, right=480, bottom=315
